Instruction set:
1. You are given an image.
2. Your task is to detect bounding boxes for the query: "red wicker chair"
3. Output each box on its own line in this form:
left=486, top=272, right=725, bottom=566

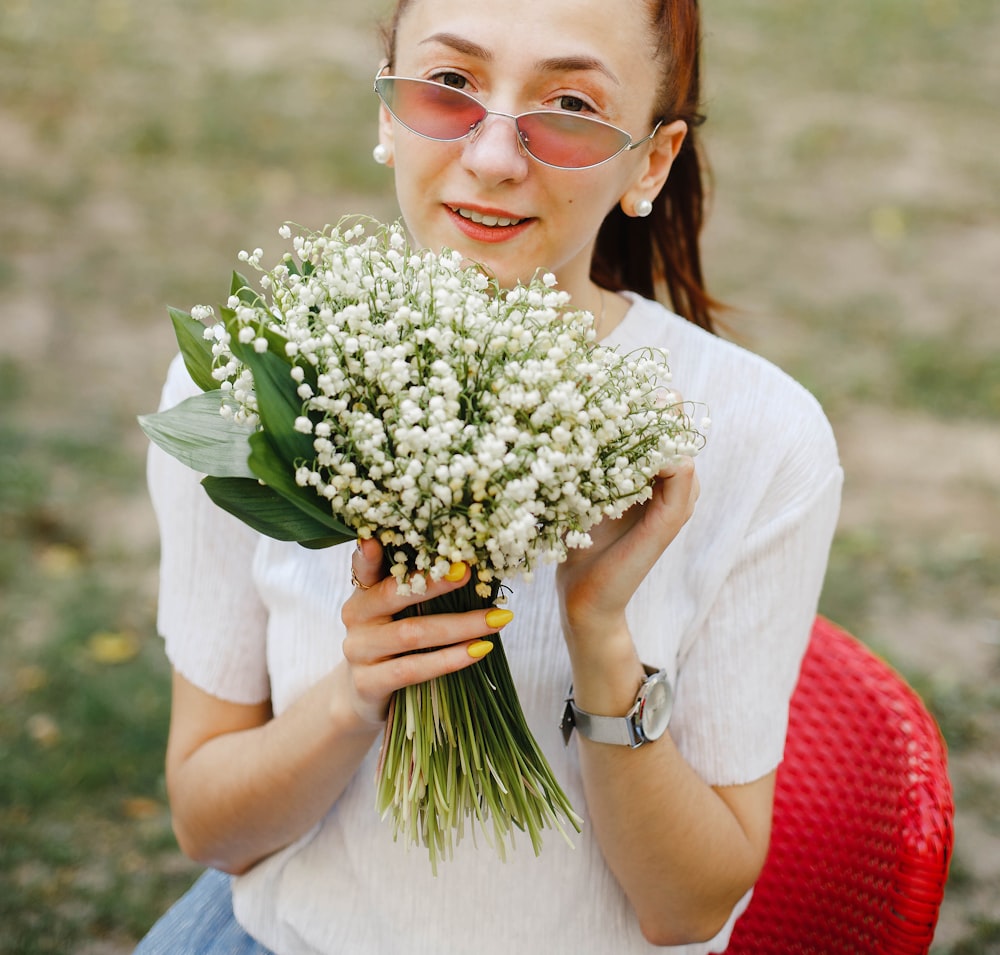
left=726, top=616, right=954, bottom=955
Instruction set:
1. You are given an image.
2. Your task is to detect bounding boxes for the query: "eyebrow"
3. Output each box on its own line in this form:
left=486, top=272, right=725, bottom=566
left=419, top=33, right=620, bottom=85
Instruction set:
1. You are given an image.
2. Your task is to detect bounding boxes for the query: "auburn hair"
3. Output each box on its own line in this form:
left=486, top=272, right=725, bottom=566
left=380, top=0, right=721, bottom=333
left=590, top=0, right=719, bottom=331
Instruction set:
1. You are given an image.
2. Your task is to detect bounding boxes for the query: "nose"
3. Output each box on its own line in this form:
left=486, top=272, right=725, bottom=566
left=461, top=112, right=530, bottom=183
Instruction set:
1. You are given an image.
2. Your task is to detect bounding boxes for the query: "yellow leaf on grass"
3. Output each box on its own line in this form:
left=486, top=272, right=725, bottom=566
left=37, top=543, right=83, bottom=578
left=87, top=630, right=140, bottom=665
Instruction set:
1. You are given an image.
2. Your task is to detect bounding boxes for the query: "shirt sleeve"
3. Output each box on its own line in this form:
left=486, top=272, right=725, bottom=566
left=669, top=405, right=843, bottom=787
left=146, top=354, right=271, bottom=704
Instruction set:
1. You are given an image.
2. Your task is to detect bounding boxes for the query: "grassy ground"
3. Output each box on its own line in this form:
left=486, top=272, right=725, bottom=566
left=1, top=0, right=997, bottom=951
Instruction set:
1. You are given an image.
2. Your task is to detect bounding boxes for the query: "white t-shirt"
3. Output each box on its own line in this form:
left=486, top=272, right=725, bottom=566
left=148, top=293, right=842, bottom=955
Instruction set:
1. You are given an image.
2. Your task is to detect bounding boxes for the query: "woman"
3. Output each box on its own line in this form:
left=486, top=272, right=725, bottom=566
left=137, top=0, right=842, bottom=952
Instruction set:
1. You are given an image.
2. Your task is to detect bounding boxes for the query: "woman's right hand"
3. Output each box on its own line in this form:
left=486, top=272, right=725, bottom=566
left=340, top=537, right=511, bottom=724
left=165, top=538, right=510, bottom=874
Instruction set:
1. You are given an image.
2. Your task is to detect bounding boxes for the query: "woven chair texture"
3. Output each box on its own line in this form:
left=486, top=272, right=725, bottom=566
left=726, top=616, right=954, bottom=955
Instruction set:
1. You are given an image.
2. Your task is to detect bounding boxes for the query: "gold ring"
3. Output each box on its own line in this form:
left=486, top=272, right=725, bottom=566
left=350, top=566, right=372, bottom=590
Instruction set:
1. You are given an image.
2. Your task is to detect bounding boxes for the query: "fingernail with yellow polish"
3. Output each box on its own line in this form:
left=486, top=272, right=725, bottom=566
left=484, top=608, right=514, bottom=629
left=467, top=640, right=494, bottom=659
left=444, top=561, right=467, bottom=582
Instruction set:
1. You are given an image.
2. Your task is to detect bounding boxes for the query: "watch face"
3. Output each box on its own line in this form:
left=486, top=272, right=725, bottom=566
left=639, top=677, right=673, bottom=742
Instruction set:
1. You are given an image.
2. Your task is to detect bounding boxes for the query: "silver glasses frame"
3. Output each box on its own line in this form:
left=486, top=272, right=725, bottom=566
left=373, top=69, right=663, bottom=170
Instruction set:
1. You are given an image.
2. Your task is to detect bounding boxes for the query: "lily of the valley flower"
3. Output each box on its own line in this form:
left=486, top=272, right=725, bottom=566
left=145, top=219, right=705, bottom=870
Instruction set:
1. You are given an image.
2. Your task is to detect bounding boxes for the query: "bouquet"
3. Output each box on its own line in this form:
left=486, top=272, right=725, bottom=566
left=140, top=218, right=704, bottom=870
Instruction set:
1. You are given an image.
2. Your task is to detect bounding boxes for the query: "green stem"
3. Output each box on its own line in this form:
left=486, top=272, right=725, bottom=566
left=374, top=565, right=582, bottom=871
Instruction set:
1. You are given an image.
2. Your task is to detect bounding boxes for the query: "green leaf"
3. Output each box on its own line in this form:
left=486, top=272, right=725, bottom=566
left=221, top=308, right=302, bottom=384
left=168, top=307, right=219, bottom=392
left=230, top=270, right=258, bottom=305
left=246, top=431, right=354, bottom=537
left=279, top=253, right=314, bottom=278
left=298, top=536, right=342, bottom=550
left=201, top=476, right=348, bottom=547
left=229, top=336, right=316, bottom=465
left=138, top=392, right=255, bottom=478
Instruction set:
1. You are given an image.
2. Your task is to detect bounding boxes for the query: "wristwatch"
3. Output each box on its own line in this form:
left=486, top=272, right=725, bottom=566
left=560, top=665, right=673, bottom=748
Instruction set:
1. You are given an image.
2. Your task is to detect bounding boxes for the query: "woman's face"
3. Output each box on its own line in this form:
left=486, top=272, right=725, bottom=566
left=379, top=0, right=686, bottom=303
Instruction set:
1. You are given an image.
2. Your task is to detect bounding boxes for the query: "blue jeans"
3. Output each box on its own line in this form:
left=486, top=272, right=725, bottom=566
left=133, top=869, right=276, bottom=954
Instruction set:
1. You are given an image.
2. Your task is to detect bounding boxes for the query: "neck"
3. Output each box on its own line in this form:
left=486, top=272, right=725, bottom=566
left=589, top=284, right=628, bottom=340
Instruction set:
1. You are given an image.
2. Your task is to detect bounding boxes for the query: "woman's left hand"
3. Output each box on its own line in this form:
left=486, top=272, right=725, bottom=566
left=556, top=455, right=699, bottom=648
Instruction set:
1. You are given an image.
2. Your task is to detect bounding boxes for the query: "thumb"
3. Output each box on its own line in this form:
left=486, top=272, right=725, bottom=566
left=350, top=536, right=384, bottom=591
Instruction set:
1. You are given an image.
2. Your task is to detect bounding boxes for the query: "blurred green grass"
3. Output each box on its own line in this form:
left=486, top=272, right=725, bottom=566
left=2, top=0, right=998, bottom=951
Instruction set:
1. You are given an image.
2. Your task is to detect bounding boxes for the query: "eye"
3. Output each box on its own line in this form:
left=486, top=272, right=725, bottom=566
left=432, top=71, right=469, bottom=90
left=554, top=95, right=592, bottom=114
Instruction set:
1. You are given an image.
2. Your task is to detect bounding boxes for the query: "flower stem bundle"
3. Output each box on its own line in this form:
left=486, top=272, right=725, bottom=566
left=140, top=218, right=704, bottom=867
left=377, top=571, right=580, bottom=873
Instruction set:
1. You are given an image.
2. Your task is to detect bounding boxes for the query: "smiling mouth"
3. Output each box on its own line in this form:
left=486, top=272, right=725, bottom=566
left=451, top=206, right=526, bottom=228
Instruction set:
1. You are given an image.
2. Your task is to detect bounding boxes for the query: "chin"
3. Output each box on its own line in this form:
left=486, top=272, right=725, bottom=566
left=453, top=254, right=524, bottom=291
left=482, top=267, right=525, bottom=290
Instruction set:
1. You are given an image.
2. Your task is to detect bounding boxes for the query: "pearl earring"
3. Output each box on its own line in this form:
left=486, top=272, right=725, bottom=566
left=372, top=144, right=390, bottom=165
left=635, top=198, right=653, bottom=218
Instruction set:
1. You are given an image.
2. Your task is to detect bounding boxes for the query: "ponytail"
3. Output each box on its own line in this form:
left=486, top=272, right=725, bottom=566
left=591, top=0, right=722, bottom=334
left=590, top=129, right=719, bottom=333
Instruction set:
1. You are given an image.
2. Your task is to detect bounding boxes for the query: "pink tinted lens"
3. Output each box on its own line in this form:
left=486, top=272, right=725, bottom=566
left=518, top=112, right=629, bottom=167
left=377, top=77, right=632, bottom=168
left=381, top=79, right=485, bottom=141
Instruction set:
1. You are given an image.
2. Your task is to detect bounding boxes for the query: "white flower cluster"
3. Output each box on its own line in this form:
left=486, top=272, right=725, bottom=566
left=199, top=220, right=703, bottom=594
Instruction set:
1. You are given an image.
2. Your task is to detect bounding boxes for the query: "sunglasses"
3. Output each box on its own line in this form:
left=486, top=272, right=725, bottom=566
left=374, top=71, right=662, bottom=170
